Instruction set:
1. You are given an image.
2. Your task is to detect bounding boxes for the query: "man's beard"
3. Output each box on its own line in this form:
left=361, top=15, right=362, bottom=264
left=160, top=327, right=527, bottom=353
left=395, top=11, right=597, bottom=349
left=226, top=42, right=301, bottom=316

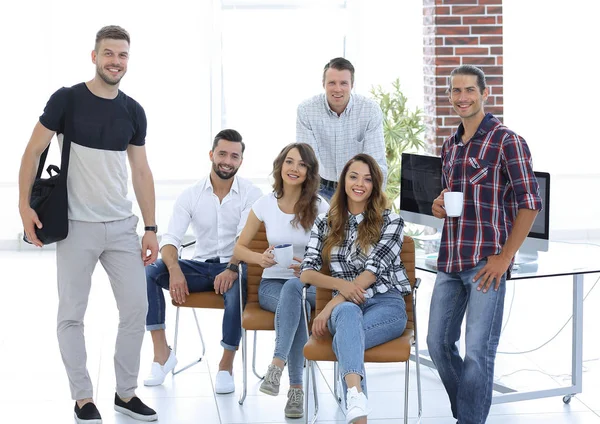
left=96, top=65, right=124, bottom=86
left=213, top=162, right=239, bottom=180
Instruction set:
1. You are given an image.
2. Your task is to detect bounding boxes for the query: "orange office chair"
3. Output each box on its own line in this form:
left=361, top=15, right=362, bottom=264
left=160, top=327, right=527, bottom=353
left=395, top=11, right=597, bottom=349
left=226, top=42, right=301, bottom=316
left=301, top=235, right=422, bottom=424
left=169, top=240, right=225, bottom=375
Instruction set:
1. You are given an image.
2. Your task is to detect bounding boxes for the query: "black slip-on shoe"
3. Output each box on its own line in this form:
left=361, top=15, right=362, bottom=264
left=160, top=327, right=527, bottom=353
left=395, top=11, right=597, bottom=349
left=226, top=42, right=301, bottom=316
left=74, top=402, right=102, bottom=423
left=114, top=393, right=158, bottom=422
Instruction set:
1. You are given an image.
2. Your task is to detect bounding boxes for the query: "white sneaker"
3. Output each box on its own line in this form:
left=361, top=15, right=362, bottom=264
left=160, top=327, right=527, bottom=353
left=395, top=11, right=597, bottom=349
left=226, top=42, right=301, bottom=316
left=345, top=387, right=369, bottom=424
left=215, top=370, right=235, bottom=394
left=143, top=350, right=178, bottom=386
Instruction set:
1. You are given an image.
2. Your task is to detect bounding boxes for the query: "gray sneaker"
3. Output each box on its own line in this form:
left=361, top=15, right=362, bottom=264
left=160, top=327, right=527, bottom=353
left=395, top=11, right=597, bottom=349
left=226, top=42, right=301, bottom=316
left=259, top=364, right=283, bottom=396
left=285, top=388, right=304, bottom=418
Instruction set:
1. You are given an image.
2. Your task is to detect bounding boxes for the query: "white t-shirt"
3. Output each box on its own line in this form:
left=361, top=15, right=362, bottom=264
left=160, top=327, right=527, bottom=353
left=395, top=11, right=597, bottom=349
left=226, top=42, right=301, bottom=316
left=252, top=192, right=329, bottom=280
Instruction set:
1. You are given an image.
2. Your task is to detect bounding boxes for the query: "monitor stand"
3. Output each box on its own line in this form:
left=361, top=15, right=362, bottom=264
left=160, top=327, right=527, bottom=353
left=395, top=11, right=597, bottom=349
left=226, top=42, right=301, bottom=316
left=515, top=237, right=549, bottom=265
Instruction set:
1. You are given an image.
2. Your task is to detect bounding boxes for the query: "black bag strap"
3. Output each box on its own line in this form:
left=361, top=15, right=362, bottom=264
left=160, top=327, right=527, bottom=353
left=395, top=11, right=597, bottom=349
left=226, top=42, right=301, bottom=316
left=35, top=88, right=75, bottom=180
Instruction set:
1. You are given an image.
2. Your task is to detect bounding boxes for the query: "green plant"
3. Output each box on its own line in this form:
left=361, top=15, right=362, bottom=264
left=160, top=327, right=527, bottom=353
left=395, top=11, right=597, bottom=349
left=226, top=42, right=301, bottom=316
left=370, top=78, right=425, bottom=212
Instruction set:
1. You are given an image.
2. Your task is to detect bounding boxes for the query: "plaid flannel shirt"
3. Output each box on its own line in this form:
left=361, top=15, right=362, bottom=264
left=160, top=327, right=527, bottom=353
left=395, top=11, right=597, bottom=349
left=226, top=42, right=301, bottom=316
left=301, top=209, right=411, bottom=297
left=438, top=113, right=543, bottom=274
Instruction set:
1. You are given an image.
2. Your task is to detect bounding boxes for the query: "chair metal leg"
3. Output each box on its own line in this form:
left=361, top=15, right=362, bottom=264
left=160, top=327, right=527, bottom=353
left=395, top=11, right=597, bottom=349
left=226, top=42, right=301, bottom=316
left=413, top=285, right=423, bottom=420
left=334, top=362, right=342, bottom=404
left=404, top=359, right=410, bottom=424
left=304, top=359, right=319, bottom=424
left=415, top=344, right=423, bottom=419
left=252, top=331, right=265, bottom=380
left=238, top=327, right=248, bottom=405
left=311, top=360, right=319, bottom=423
left=304, top=359, right=310, bottom=424
left=172, top=307, right=206, bottom=375
left=302, top=286, right=319, bottom=424
left=238, top=266, right=249, bottom=404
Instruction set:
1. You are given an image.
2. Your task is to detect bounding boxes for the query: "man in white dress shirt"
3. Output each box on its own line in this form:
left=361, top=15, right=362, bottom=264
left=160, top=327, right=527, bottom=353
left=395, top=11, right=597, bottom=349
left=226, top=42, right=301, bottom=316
left=296, top=57, right=386, bottom=200
left=143, top=129, right=262, bottom=393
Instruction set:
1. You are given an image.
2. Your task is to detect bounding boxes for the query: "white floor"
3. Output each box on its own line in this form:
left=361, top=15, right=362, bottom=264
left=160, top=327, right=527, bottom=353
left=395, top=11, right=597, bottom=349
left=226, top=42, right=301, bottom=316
left=2, top=250, right=600, bottom=423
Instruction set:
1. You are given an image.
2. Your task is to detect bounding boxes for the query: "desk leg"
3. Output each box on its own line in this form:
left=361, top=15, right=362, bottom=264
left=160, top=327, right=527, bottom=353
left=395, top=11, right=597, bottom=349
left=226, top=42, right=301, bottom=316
left=569, top=273, right=584, bottom=399
left=491, top=273, right=584, bottom=404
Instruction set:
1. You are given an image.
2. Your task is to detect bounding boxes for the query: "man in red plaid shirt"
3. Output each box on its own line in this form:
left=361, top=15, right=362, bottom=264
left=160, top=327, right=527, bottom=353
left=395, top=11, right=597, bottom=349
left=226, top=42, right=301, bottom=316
left=426, top=65, right=542, bottom=424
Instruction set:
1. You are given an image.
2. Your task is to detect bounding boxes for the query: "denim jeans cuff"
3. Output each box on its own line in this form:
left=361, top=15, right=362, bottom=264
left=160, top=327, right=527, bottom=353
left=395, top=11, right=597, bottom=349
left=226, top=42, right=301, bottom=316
left=341, top=369, right=364, bottom=380
left=221, top=340, right=239, bottom=351
left=273, top=353, right=288, bottom=364
left=146, top=323, right=166, bottom=331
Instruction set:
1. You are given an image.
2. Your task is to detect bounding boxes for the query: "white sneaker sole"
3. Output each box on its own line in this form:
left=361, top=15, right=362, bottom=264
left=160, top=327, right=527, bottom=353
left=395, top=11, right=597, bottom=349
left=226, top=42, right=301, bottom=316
left=143, top=376, right=166, bottom=387
left=74, top=412, right=102, bottom=424
left=346, top=409, right=369, bottom=424
left=285, top=411, right=304, bottom=418
left=114, top=405, right=158, bottom=422
left=215, top=385, right=235, bottom=394
left=258, top=385, right=279, bottom=396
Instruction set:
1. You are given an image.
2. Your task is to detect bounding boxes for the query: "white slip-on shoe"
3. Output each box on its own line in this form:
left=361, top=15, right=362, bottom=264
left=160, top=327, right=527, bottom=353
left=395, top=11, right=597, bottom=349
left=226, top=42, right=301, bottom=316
left=215, top=370, right=235, bottom=394
left=143, top=350, right=178, bottom=386
left=345, top=386, right=370, bottom=424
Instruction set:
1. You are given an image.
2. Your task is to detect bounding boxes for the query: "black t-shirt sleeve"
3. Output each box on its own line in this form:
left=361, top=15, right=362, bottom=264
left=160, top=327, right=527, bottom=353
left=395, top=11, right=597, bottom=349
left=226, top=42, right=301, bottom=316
left=129, top=103, right=147, bottom=146
left=39, top=87, right=69, bottom=133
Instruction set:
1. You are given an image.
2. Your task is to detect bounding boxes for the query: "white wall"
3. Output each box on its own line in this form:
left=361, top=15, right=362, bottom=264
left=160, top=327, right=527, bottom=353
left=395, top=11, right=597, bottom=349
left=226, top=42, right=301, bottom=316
left=503, top=0, right=600, bottom=238
left=2, top=0, right=599, bottom=246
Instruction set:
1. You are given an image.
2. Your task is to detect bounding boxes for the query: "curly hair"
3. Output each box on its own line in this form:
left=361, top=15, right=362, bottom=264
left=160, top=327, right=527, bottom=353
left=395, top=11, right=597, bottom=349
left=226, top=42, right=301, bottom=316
left=322, top=154, right=389, bottom=262
left=271, top=143, right=321, bottom=231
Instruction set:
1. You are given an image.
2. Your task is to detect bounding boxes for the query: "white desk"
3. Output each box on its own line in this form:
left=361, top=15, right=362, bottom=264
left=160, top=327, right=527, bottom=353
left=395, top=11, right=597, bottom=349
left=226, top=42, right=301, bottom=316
left=414, top=240, right=600, bottom=405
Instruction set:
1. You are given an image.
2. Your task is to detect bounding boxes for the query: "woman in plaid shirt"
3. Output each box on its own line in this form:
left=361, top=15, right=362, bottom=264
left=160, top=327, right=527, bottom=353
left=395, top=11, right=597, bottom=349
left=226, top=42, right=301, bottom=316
left=300, top=153, right=411, bottom=424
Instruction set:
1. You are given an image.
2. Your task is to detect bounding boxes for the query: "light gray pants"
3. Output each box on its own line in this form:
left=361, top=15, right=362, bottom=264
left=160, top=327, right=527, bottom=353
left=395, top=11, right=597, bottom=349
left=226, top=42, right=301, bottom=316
left=56, top=216, right=147, bottom=400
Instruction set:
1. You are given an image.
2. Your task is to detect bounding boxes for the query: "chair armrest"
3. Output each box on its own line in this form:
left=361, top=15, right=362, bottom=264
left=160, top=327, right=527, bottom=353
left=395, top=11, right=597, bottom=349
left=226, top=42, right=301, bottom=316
left=302, top=285, right=311, bottom=339
left=411, top=278, right=420, bottom=343
left=177, top=240, right=197, bottom=259
left=413, top=277, right=421, bottom=290
left=181, top=240, right=196, bottom=249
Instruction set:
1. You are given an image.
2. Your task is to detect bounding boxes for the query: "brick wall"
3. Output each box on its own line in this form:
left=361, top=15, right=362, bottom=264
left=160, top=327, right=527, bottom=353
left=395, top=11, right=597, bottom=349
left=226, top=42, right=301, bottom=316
left=423, top=0, right=503, bottom=154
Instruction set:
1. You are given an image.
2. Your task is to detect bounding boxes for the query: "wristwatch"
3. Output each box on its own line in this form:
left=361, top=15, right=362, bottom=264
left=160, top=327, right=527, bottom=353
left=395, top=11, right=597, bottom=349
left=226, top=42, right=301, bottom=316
left=144, top=225, right=158, bottom=233
left=226, top=263, right=239, bottom=273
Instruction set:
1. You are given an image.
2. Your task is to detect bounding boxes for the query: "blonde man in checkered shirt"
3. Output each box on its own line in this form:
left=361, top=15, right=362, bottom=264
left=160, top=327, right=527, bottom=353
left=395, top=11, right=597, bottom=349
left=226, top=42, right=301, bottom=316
left=296, top=57, right=386, bottom=201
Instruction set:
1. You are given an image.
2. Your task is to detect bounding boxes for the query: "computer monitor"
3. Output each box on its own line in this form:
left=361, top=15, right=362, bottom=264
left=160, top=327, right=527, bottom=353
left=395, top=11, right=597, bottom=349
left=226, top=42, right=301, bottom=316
left=516, top=171, right=550, bottom=264
left=399, top=153, right=444, bottom=231
left=399, top=152, right=550, bottom=264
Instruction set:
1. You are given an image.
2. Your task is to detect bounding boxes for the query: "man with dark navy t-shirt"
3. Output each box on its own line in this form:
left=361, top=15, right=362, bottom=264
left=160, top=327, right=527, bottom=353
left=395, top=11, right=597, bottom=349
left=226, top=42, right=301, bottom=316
left=18, top=26, right=158, bottom=423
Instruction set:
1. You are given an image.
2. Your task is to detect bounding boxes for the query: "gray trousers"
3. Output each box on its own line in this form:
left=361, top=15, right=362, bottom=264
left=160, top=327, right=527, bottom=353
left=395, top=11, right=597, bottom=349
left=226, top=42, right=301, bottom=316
left=56, top=216, right=147, bottom=400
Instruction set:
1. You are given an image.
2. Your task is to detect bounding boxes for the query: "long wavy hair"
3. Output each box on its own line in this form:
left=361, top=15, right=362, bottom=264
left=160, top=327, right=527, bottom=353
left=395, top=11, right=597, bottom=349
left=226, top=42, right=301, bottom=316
left=322, top=154, right=389, bottom=262
left=272, top=143, right=320, bottom=231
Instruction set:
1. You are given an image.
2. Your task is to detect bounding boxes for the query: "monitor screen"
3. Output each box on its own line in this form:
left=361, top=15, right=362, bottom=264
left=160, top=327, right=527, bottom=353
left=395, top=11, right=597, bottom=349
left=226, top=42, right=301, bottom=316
left=529, top=171, right=550, bottom=240
left=399, top=153, right=444, bottom=229
left=399, top=153, right=550, bottom=241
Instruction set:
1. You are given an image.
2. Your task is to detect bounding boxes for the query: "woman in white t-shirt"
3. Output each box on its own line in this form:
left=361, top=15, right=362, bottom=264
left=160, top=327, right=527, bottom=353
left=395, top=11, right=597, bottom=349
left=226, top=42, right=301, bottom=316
left=235, top=143, right=328, bottom=419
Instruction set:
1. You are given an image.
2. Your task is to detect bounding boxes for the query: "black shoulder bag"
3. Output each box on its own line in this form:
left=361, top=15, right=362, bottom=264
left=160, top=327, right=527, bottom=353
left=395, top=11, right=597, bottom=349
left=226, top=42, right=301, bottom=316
left=24, top=89, right=74, bottom=245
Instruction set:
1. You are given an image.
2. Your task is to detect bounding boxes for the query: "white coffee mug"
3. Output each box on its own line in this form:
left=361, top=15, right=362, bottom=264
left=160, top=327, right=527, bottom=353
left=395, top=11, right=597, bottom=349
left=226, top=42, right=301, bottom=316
left=273, top=243, right=294, bottom=267
left=444, top=191, right=464, bottom=217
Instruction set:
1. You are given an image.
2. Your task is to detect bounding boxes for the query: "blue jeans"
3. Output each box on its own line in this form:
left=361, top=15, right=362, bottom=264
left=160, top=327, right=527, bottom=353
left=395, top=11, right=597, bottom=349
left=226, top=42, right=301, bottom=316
left=145, top=259, right=247, bottom=351
left=318, top=181, right=336, bottom=202
left=327, top=289, right=407, bottom=396
left=426, top=260, right=506, bottom=424
left=259, top=277, right=316, bottom=385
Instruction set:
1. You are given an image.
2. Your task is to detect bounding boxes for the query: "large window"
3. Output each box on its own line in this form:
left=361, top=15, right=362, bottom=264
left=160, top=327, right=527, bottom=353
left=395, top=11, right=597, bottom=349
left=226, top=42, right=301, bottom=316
left=220, top=2, right=348, bottom=179
left=0, top=0, right=424, bottom=243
